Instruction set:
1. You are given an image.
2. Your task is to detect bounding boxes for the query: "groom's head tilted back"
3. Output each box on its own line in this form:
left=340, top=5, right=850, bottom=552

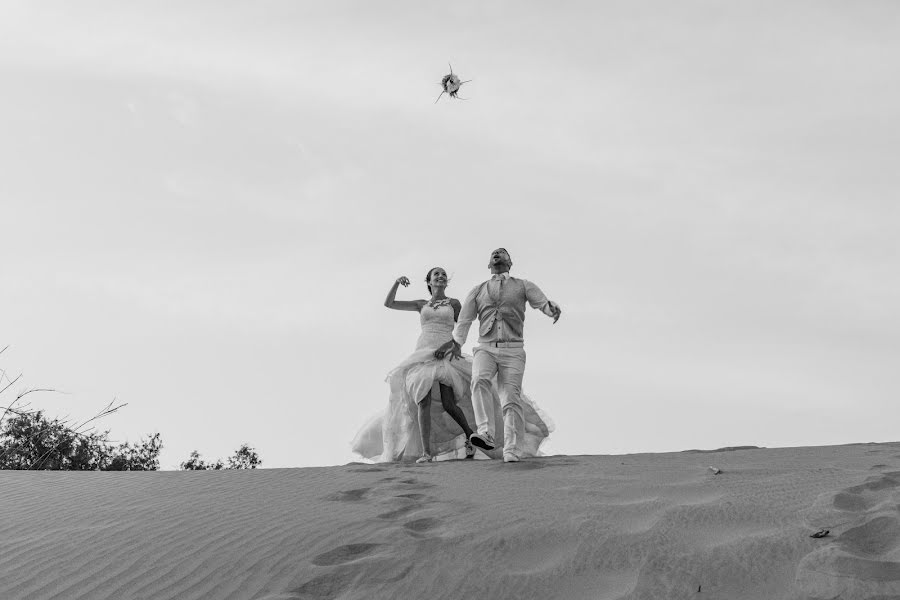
left=488, top=248, right=513, bottom=274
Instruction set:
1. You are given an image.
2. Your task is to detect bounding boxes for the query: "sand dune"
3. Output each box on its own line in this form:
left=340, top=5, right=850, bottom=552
left=2, top=442, right=900, bottom=599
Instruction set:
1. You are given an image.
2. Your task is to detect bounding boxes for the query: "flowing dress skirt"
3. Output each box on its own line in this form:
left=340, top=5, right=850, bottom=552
left=352, top=349, right=553, bottom=462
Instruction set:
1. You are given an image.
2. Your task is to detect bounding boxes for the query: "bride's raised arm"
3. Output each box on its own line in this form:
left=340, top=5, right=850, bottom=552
left=384, top=276, right=427, bottom=312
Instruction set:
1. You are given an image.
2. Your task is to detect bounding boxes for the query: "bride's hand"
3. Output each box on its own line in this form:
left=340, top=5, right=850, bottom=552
left=396, top=276, right=410, bottom=287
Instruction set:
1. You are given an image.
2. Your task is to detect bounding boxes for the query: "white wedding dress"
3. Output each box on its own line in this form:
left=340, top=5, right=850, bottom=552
left=352, top=301, right=553, bottom=462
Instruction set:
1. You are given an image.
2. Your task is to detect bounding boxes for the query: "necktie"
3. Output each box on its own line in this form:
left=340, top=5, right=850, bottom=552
left=490, top=275, right=505, bottom=301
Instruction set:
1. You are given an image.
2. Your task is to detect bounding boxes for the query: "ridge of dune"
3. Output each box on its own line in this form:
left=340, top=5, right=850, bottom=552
left=2, top=442, right=900, bottom=600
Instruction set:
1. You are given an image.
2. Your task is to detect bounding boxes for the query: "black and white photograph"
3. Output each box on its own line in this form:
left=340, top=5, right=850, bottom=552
left=2, top=2, right=899, bottom=598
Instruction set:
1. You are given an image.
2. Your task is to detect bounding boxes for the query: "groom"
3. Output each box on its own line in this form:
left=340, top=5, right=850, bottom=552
left=451, top=248, right=561, bottom=462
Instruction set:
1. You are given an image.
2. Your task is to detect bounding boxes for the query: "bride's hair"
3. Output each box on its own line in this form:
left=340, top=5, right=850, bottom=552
left=425, top=267, right=449, bottom=296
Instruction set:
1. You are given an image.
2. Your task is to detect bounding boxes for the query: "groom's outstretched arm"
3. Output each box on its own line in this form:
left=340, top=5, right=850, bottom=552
left=452, top=285, right=481, bottom=347
left=524, top=279, right=562, bottom=323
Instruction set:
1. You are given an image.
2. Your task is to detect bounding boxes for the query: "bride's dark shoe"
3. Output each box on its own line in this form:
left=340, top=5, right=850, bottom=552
left=469, top=433, right=495, bottom=451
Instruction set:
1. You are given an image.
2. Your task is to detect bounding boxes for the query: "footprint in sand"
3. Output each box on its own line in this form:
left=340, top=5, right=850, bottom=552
left=323, top=488, right=370, bottom=502
left=377, top=493, right=433, bottom=518
left=796, top=471, right=900, bottom=598
left=387, top=477, right=435, bottom=490
left=311, top=543, right=381, bottom=566
left=394, top=492, right=428, bottom=500
left=378, top=503, right=425, bottom=520
left=839, top=515, right=900, bottom=556
left=287, top=572, right=349, bottom=599
left=403, top=517, right=442, bottom=534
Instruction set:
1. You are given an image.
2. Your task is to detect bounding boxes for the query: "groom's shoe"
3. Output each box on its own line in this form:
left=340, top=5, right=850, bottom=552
left=469, top=433, right=495, bottom=451
left=503, top=453, right=520, bottom=463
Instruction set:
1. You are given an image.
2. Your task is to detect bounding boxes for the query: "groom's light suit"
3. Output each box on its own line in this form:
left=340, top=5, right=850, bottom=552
left=452, top=273, right=558, bottom=458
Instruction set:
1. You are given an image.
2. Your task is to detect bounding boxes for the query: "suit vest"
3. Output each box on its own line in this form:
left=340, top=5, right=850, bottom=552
left=476, top=277, right=529, bottom=341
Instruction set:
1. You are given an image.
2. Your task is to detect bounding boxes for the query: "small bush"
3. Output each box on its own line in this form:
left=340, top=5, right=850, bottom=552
left=180, top=444, right=262, bottom=470
left=0, top=410, right=161, bottom=471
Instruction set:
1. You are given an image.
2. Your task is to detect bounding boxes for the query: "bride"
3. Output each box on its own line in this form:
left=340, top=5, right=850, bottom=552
left=351, top=267, right=553, bottom=463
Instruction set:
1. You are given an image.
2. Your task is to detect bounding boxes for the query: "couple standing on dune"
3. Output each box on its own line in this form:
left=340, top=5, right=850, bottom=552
left=352, top=248, right=562, bottom=464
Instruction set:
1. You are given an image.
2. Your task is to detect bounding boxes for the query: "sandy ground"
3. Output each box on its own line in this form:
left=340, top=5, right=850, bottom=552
left=2, top=442, right=900, bottom=600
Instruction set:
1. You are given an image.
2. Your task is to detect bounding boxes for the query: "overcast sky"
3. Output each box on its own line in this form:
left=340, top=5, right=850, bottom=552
left=2, top=1, right=898, bottom=469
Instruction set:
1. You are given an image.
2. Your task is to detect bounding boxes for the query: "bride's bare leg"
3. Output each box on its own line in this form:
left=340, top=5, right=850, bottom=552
left=439, top=384, right=473, bottom=438
left=417, top=396, right=432, bottom=457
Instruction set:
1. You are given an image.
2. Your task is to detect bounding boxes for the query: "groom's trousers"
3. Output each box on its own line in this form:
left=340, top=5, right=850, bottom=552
left=471, top=344, right=526, bottom=457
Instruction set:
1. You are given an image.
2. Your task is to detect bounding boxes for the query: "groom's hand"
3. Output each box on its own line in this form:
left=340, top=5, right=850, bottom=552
left=434, top=341, right=456, bottom=359
left=548, top=301, right=562, bottom=324
left=449, top=341, right=463, bottom=360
